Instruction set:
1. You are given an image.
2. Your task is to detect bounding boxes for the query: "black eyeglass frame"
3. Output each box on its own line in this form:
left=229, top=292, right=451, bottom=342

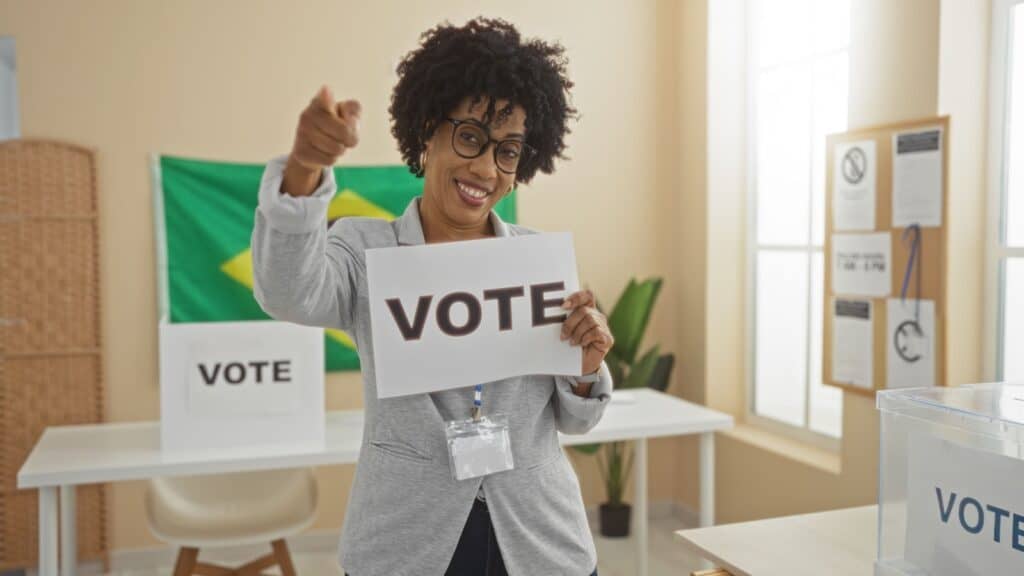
left=444, top=117, right=536, bottom=175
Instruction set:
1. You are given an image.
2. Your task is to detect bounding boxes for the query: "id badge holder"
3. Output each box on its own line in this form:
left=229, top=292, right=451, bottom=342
left=444, top=414, right=514, bottom=481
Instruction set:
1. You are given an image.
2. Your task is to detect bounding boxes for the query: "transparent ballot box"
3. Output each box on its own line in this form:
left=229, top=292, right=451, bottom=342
left=876, top=384, right=1024, bottom=576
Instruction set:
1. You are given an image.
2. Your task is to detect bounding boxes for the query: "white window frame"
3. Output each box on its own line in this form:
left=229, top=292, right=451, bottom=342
left=743, top=0, right=847, bottom=451
left=985, top=0, right=1024, bottom=382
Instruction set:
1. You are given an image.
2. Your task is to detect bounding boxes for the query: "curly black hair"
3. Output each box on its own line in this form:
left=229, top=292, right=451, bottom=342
left=389, top=17, right=577, bottom=184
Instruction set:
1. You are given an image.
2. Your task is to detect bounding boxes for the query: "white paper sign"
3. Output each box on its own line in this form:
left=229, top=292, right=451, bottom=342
left=833, top=140, right=877, bottom=231
left=366, top=233, right=582, bottom=398
left=886, top=298, right=936, bottom=389
left=905, top=433, right=1024, bottom=575
left=832, top=299, right=873, bottom=388
left=160, top=320, right=324, bottom=454
left=832, top=232, right=892, bottom=297
left=893, top=127, right=943, bottom=227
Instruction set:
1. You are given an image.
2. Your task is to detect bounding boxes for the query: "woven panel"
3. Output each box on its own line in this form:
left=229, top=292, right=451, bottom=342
left=0, top=219, right=100, bottom=352
left=0, top=140, right=105, bottom=569
left=0, top=486, right=106, bottom=571
left=0, top=356, right=103, bottom=492
left=0, top=142, right=100, bottom=354
left=0, top=141, right=97, bottom=217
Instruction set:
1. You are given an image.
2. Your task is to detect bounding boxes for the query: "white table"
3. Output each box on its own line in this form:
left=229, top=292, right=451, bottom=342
left=674, top=505, right=878, bottom=576
left=19, top=388, right=732, bottom=576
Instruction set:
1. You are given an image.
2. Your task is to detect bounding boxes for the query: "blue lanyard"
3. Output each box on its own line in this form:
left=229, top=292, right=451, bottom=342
left=472, top=384, right=483, bottom=421
left=900, top=224, right=922, bottom=321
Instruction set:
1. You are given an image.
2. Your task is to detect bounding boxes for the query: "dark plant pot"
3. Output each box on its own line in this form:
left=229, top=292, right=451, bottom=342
left=599, top=502, right=632, bottom=538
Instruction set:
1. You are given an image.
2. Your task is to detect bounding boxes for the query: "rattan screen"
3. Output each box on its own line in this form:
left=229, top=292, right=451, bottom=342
left=0, top=140, right=106, bottom=569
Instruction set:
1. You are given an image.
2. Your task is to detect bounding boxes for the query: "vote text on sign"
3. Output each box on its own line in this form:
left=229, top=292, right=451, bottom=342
left=159, top=320, right=325, bottom=454
left=905, top=433, right=1024, bottom=574
left=366, top=233, right=582, bottom=398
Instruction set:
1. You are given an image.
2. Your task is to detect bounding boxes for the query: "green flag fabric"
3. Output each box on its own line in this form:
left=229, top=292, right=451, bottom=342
left=154, top=155, right=517, bottom=371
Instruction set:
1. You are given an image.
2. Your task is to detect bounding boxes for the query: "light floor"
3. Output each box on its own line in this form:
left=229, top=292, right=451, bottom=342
left=103, top=512, right=709, bottom=576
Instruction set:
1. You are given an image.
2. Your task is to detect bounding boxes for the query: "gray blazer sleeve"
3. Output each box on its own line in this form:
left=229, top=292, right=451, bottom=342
left=551, top=361, right=613, bottom=434
left=251, top=155, right=359, bottom=331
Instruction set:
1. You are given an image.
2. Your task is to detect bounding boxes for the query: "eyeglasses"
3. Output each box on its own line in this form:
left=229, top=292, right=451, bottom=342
left=445, top=117, right=536, bottom=175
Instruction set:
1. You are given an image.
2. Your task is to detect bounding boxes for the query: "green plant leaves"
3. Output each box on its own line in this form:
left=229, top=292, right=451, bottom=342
left=604, top=348, right=625, bottom=385
left=648, top=353, right=675, bottom=392
left=573, top=443, right=601, bottom=455
left=608, top=278, right=663, bottom=365
left=570, top=276, right=670, bottom=506
left=603, top=442, right=623, bottom=504
left=622, top=345, right=660, bottom=389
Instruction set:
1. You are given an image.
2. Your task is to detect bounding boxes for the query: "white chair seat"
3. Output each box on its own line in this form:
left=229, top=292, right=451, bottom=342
left=146, top=468, right=318, bottom=548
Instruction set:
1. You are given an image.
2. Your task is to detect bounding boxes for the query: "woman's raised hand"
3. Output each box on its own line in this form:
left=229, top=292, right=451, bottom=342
left=560, top=289, right=614, bottom=377
left=283, top=86, right=361, bottom=197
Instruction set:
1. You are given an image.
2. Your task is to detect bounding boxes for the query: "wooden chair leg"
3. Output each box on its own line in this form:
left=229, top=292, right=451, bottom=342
left=235, top=551, right=278, bottom=576
left=173, top=547, right=199, bottom=576
left=272, top=539, right=297, bottom=576
left=194, top=561, right=237, bottom=576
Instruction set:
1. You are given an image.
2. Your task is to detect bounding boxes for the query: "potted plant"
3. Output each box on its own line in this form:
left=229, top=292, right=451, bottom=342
left=574, top=277, right=674, bottom=538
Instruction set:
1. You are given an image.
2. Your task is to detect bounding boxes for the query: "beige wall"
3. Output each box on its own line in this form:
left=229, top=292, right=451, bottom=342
left=705, top=0, right=746, bottom=420
left=711, top=0, right=943, bottom=522
left=0, top=0, right=995, bottom=558
left=939, top=0, right=989, bottom=388
left=703, top=0, right=992, bottom=524
left=0, top=0, right=678, bottom=551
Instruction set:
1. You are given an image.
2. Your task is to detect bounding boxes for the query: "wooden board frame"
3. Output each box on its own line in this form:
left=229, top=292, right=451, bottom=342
left=823, top=116, right=949, bottom=396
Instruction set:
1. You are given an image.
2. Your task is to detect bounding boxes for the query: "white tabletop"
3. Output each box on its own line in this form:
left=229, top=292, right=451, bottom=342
left=18, top=388, right=732, bottom=489
left=674, top=505, right=878, bottom=576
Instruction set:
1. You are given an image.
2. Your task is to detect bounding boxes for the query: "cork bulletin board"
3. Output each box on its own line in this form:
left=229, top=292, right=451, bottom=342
left=823, top=116, right=949, bottom=396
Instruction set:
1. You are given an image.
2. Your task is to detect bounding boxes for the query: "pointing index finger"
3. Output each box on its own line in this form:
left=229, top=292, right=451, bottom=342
left=314, top=85, right=337, bottom=116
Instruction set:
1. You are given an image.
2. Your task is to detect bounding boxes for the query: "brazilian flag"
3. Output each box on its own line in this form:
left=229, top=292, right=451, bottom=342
left=153, top=156, right=517, bottom=371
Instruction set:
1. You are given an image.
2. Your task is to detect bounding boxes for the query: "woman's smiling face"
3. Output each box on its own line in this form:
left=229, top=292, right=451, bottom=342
left=421, top=97, right=527, bottom=229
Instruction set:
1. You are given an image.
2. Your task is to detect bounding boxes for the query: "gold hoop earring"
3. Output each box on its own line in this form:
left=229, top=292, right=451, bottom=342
left=420, top=149, right=428, bottom=172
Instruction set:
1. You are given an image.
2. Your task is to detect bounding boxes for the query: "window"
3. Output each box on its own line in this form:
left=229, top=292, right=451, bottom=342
left=0, top=37, right=17, bottom=140
left=748, top=0, right=850, bottom=442
left=989, top=0, right=1024, bottom=382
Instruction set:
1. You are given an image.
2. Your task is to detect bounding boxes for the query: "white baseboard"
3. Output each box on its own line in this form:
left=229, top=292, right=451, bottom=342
left=585, top=498, right=698, bottom=529
left=26, top=561, right=105, bottom=576
left=108, top=530, right=340, bottom=572
left=26, top=564, right=105, bottom=576
left=59, top=499, right=696, bottom=574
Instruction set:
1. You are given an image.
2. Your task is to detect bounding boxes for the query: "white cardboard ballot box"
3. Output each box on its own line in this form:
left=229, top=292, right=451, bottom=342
left=876, top=384, right=1024, bottom=575
left=159, top=319, right=325, bottom=455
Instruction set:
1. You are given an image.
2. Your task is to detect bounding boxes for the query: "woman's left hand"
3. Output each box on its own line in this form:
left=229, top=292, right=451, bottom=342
left=560, top=289, right=614, bottom=376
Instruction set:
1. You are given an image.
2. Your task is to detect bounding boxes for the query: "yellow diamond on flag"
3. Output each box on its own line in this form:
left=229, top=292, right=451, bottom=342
left=219, top=188, right=396, bottom=351
left=328, top=189, right=396, bottom=221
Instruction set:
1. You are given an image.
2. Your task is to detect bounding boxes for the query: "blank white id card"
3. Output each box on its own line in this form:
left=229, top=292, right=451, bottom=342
left=445, top=414, right=514, bottom=481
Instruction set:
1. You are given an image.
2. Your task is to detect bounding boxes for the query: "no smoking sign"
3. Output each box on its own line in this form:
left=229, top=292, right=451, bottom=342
left=842, top=146, right=867, bottom=185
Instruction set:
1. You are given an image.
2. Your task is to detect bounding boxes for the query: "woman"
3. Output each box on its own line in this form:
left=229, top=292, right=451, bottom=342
left=252, top=18, right=614, bottom=576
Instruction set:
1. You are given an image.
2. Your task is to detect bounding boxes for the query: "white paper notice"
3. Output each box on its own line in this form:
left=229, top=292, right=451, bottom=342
left=886, top=298, right=936, bottom=389
left=833, top=140, right=877, bottom=231
left=905, top=433, right=1024, bottom=575
left=831, top=299, right=873, bottom=389
left=893, top=127, right=943, bottom=227
left=832, top=233, right=892, bottom=297
left=366, top=233, right=582, bottom=398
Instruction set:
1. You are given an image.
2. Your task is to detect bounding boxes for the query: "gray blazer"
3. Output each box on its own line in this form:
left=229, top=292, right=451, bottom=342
left=251, top=156, right=613, bottom=576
